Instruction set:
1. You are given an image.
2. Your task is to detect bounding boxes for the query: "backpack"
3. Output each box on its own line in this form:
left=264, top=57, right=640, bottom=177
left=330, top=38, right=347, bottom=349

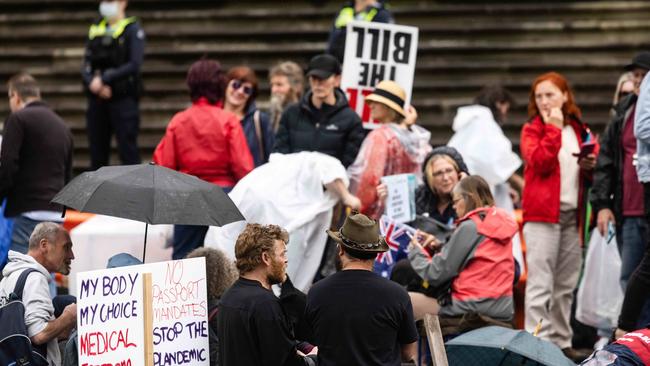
left=0, top=268, right=49, bottom=366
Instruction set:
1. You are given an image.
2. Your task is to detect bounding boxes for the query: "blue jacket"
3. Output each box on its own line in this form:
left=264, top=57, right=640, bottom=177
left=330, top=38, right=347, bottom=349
left=635, top=74, right=650, bottom=182
left=241, top=103, right=274, bottom=167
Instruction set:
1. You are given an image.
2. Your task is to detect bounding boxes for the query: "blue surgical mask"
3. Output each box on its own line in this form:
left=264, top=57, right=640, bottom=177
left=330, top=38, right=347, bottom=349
left=99, top=1, right=119, bottom=20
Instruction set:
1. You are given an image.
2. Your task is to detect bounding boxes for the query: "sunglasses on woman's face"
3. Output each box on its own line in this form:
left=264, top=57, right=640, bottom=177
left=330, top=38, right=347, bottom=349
left=231, top=79, right=253, bottom=96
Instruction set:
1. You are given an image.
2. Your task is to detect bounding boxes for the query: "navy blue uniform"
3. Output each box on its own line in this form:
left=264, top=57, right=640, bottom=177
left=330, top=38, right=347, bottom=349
left=82, top=17, right=145, bottom=169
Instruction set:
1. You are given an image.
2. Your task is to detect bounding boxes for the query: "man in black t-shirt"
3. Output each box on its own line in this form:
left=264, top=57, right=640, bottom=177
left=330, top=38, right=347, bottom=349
left=306, top=213, right=418, bottom=365
left=217, top=223, right=316, bottom=366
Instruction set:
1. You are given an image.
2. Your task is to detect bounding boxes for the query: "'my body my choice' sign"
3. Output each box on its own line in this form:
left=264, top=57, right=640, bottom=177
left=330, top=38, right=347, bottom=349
left=341, top=21, right=419, bottom=128
left=77, top=257, right=209, bottom=366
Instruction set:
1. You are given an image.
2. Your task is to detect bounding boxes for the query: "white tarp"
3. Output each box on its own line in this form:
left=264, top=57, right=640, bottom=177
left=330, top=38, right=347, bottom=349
left=205, top=152, right=348, bottom=292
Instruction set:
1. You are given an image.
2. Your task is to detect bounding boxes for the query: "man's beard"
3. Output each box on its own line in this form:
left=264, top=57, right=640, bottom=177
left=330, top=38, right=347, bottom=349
left=267, top=258, right=286, bottom=285
left=270, top=94, right=286, bottom=114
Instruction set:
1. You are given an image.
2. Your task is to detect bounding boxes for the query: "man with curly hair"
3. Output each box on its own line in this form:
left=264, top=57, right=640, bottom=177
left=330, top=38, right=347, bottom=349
left=217, top=223, right=316, bottom=366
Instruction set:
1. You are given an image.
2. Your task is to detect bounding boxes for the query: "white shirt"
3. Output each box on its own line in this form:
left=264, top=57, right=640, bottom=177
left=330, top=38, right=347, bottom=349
left=558, top=125, right=581, bottom=210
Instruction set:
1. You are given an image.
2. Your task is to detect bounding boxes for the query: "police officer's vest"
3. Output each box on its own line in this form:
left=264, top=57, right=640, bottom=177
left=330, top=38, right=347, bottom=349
left=334, top=5, right=379, bottom=29
left=87, top=17, right=141, bottom=96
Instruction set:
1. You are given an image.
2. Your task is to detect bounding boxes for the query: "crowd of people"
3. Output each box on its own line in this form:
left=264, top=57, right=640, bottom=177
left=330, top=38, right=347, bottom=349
left=3, top=0, right=650, bottom=365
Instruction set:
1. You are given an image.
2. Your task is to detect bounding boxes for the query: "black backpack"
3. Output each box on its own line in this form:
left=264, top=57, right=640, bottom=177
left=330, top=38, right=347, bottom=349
left=0, top=268, right=49, bottom=366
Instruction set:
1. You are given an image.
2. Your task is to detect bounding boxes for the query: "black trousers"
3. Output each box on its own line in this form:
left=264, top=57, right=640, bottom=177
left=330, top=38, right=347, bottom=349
left=86, top=96, right=141, bottom=170
left=618, top=182, right=650, bottom=331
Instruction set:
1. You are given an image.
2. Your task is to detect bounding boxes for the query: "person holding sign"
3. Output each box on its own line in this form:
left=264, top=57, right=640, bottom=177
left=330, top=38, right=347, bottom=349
left=273, top=54, right=365, bottom=168
left=347, top=80, right=431, bottom=219
left=520, top=72, right=598, bottom=362
left=217, top=224, right=316, bottom=366
left=327, top=0, right=394, bottom=63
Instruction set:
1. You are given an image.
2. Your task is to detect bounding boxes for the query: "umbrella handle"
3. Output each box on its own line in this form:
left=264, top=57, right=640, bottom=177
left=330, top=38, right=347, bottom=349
left=143, top=222, right=148, bottom=263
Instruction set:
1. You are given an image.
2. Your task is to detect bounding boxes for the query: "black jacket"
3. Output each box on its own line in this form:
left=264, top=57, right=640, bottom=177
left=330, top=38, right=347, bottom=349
left=0, top=101, right=73, bottom=217
left=273, top=88, right=364, bottom=168
left=590, top=94, right=638, bottom=223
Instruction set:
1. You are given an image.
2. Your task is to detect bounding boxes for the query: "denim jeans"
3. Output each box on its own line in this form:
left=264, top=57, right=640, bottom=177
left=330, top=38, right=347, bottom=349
left=10, top=215, right=41, bottom=254
left=618, top=217, right=649, bottom=289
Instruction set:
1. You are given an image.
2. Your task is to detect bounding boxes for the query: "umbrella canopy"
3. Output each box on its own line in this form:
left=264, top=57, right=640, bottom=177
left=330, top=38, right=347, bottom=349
left=52, top=163, right=244, bottom=226
left=445, top=326, right=576, bottom=366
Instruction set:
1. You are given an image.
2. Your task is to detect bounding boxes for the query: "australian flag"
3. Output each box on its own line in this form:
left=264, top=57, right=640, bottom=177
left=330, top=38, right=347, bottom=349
left=374, top=215, right=416, bottom=279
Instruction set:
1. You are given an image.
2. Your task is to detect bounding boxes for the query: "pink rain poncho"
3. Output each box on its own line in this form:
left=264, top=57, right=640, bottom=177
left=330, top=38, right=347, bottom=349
left=348, top=123, right=432, bottom=219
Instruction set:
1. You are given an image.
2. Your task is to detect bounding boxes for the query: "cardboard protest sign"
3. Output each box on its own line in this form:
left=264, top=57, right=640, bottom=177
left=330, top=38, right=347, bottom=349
left=76, top=257, right=209, bottom=366
left=380, top=173, right=417, bottom=223
left=341, top=21, right=419, bottom=128
left=77, top=267, right=148, bottom=366
left=145, top=257, right=209, bottom=366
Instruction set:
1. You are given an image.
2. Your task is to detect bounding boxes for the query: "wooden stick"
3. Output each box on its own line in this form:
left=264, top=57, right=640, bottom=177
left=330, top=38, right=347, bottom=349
left=143, top=273, right=154, bottom=366
left=424, top=314, right=449, bottom=366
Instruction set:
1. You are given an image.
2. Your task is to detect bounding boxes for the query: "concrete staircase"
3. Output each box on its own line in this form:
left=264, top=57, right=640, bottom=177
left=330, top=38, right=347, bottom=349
left=0, top=0, right=648, bottom=172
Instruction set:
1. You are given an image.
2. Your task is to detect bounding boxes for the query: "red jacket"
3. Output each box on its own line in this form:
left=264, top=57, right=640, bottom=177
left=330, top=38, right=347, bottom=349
left=520, top=115, right=598, bottom=227
left=153, top=98, right=254, bottom=187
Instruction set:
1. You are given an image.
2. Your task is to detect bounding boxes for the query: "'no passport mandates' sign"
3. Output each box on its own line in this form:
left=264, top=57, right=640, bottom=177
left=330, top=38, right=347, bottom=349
left=341, top=21, right=419, bottom=128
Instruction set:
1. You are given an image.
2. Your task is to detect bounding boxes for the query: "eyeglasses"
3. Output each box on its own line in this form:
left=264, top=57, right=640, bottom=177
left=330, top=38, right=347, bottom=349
left=231, top=79, right=253, bottom=96
left=431, top=168, right=457, bottom=179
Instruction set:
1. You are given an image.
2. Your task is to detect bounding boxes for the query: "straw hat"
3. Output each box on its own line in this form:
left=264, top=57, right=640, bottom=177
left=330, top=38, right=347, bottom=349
left=365, top=80, right=407, bottom=118
left=326, top=212, right=388, bottom=253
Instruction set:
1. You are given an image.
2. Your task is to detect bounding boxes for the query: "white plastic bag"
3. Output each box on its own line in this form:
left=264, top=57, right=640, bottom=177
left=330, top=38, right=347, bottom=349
left=576, top=228, right=623, bottom=330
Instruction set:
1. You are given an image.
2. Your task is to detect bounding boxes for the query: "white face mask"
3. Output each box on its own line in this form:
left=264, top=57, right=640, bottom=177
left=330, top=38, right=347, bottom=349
left=99, top=1, right=120, bottom=20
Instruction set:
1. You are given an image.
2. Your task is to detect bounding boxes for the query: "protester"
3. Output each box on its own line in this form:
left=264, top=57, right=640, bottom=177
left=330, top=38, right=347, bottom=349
left=186, top=247, right=238, bottom=366
left=82, top=0, right=144, bottom=169
left=447, top=85, right=525, bottom=281
left=407, top=176, right=517, bottom=324
left=153, top=58, right=254, bottom=260
left=224, top=66, right=274, bottom=167
left=520, top=71, right=598, bottom=361
left=0, top=223, right=77, bottom=366
left=347, top=80, right=431, bottom=219
left=448, top=85, right=523, bottom=209
left=269, top=61, right=304, bottom=132
left=305, top=212, right=417, bottom=365
left=380, top=146, right=469, bottom=228
left=612, top=72, right=636, bottom=116
left=592, top=53, right=649, bottom=291
left=217, top=223, right=316, bottom=366
left=616, top=55, right=650, bottom=339
left=273, top=53, right=365, bottom=168
left=205, top=151, right=360, bottom=292
left=327, top=0, right=393, bottom=62
left=0, top=73, right=73, bottom=256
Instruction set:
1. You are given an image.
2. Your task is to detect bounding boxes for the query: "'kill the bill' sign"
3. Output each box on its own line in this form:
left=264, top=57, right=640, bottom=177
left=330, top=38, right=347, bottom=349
left=341, top=21, right=419, bottom=128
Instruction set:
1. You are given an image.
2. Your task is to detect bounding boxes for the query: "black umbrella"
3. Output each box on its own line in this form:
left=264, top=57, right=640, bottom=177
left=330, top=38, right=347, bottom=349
left=52, top=163, right=244, bottom=260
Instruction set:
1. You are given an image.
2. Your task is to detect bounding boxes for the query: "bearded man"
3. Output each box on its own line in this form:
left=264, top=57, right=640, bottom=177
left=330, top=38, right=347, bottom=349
left=217, top=223, right=316, bottom=366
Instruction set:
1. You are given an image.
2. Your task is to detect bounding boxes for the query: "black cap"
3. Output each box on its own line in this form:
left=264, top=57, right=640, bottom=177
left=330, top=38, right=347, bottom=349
left=306, top=54, right=342, bottom=79
left=624, top=51, right=650, bottom=71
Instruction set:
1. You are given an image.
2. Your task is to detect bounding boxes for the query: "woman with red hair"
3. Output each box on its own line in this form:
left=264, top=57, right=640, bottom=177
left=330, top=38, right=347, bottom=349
left=520, top=72, right=598, bottom=361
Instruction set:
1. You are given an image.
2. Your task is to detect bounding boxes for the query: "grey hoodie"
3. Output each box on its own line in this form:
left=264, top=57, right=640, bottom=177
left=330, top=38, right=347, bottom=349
left=0, top=250, right=61, bottom=366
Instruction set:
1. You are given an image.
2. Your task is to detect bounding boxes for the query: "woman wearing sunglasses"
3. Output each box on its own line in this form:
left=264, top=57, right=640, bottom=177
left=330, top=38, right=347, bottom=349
left=224, top=66, right=274, bottom=167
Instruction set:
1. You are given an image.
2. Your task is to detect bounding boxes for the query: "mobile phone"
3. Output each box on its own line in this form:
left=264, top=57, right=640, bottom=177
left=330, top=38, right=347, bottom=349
left=572, top=141, right=596, bottom=159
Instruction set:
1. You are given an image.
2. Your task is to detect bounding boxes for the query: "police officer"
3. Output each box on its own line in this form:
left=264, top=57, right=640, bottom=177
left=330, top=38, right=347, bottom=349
left=82, top=0, right=145, bottom=169
left=326, top=0, right=393, bottom=63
